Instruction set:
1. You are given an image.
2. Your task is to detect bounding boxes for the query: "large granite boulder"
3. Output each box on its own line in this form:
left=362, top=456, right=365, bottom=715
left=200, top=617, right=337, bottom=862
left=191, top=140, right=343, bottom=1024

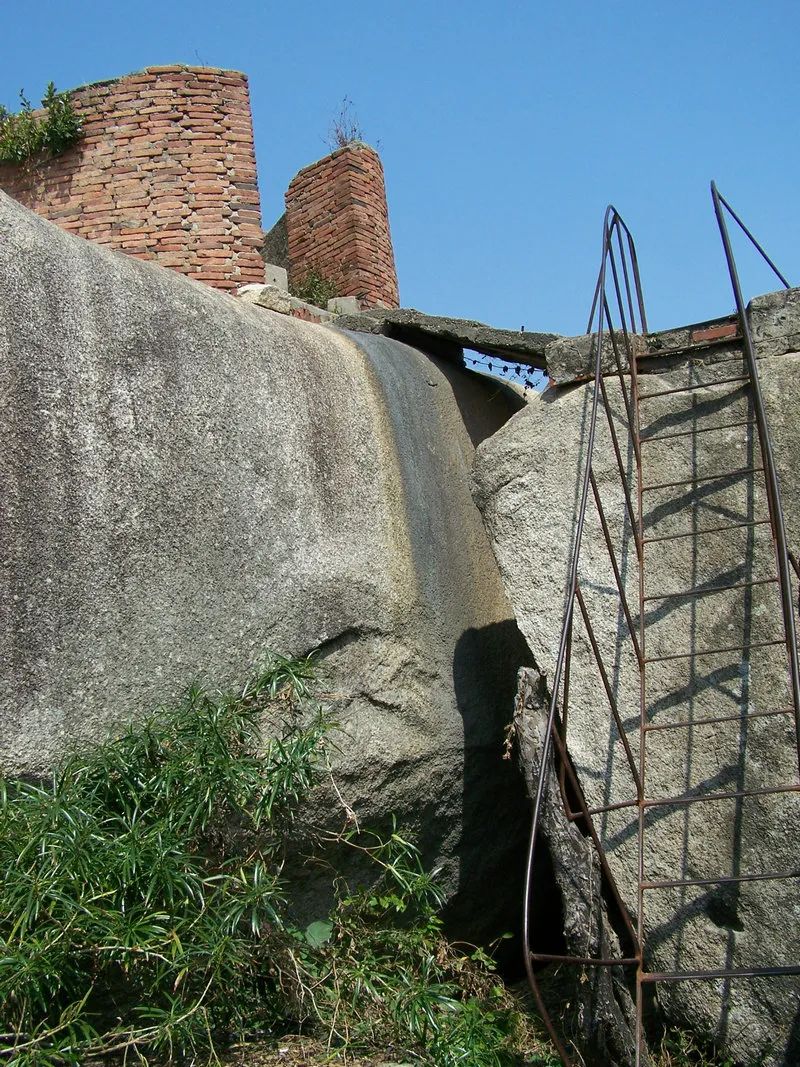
left=472, top=350, right=800, bottom=1065
left=0, top=190, right=531, bottom=943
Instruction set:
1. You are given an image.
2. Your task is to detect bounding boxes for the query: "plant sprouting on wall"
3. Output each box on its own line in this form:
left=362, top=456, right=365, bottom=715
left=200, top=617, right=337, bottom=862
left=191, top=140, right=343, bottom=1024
left=0, top=83, right=82, bottom=166
left=290, top=265, right=340, bottom=309
left=326, top=95, right=365, bottom=150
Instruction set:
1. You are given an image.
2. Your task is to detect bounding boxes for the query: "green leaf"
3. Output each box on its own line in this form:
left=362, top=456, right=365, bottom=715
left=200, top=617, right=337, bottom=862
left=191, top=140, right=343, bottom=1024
left=304, top=920, right=333, bottom=948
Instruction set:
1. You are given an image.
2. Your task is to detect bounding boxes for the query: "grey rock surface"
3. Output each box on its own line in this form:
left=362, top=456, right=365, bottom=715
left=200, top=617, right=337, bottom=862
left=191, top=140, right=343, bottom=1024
left=473, top=345, right=800, bottom=1064
left=263, top=263, right=289, bottom=290
left=749, top=286, right=800, bottom=358
left=335, top=307, right=557, bottom=367
left=0, top=191, right=530, bottom=943
left=261, top=212, right=288, bottom=271
left=515, top=667, right=644, bottom=1067
left=545, top=330, right=648, bottom=385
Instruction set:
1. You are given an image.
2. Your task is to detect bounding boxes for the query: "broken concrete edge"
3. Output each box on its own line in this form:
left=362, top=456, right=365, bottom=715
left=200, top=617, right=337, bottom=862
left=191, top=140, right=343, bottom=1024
left=237, top=283, right=335, bottom=323
left=233, top=284, right=800, bottom=387
left=334, top=307, right=557, bottom=368
left=748, top=286, right=800, bottom=358
left=545, top=286, right=800, bottom=388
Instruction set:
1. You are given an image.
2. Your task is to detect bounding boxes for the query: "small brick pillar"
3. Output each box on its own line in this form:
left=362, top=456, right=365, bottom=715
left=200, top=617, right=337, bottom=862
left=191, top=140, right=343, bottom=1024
left=0, top=65, right=265, bottom=291
left=284, top=142, right=399, bottom=309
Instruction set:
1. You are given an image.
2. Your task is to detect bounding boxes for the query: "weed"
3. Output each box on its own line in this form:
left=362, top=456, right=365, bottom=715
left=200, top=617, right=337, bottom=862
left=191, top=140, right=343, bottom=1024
left=289, top=266, right=339, bottom=309
left=0, top=83, right=82, bottom=166
left=326, top=96, right=365, bottom=151
left=0, top=654, right=541, bottom=1067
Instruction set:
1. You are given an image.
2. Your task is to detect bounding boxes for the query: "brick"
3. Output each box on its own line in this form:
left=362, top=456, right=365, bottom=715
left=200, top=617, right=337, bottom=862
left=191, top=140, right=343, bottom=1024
left=690, top=322, right=739, bottom=343
left=0, top=65, right=266, bottom=295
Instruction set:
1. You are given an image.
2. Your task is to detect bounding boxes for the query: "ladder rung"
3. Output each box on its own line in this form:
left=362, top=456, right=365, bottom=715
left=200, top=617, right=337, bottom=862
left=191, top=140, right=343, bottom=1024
left=581, top=774, right=800, bottom=823
left=529, top=952, right=639, bottom=967
left=642, top=465, right=763, bottom=492
left=641, top=869, right=799, bottom=891
left=640, top=418, right=756, bottom=444
left=642, top=576, right=777, bottom=603
left=643, top=519, right=771, bottom=545
left=580, top=798, right=637, bottom=818
left=641, top=964, right=800, bottom=984
left=644, top=637, right=784, bottom=663
left=642, top=782, right=800, bottom=811
left=637, top=334, right=740, bottom=362
left=638, top=375, right=749, bottom=400
left=644, top=707, right=793, bottom=733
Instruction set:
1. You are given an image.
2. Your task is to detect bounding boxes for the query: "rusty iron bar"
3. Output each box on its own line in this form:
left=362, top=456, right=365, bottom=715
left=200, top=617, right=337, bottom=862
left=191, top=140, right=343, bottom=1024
left=588, top=471, right=642, bottom=659
left=523, top=190, right=799, bottom=1067
left=642, top=870, right=800, bottom=891
left=640, top=417, right=756, bottom=444
left=711, top=181, right=800, bottom=762
left=643, top=518, right=771, bottom=545
left=575, top=584, right=642, bottom=794
left=598, top=374, right=641, bottom=552
left=522, top=206, right=646, bottom=1066
left=643, top=706, right=793, bottom=733
left=641, top=465, right=764, bottom=493
left=644, top=636, right=785, bottom=664
left=638, top=375, right=748, bottom=400
left=642, top=576, right=778, bottom=602
left=642, top=965, right=800, bottom=983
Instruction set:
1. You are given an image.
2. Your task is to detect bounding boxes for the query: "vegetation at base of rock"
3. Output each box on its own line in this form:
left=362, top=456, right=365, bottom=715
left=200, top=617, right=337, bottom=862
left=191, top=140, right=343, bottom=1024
left=0, top=654, right=547, bottom=1067
left=0, top=84, right=82, bottom=165
left=290, top=265, right=340, bottom=309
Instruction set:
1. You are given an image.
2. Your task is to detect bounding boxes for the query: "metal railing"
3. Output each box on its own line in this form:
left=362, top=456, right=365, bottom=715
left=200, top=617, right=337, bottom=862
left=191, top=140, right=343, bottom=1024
left=523, top=190, right=800, bottom=1065
left=522, top=206, right=647, bottom=1063
left=710, top=181, right=800, bottom=758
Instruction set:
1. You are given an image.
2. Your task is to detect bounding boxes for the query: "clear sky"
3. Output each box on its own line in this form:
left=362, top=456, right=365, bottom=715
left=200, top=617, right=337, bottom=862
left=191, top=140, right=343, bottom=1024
left=3, top=0, right=798, bottom=335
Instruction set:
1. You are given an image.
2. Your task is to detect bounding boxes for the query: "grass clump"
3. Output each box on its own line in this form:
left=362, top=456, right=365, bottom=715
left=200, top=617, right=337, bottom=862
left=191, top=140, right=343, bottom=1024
left=289, top=266, right=339, bottom=310
left=0, top=83, right=82, bottom=165
left=0, top=654, right=542, bottom=1067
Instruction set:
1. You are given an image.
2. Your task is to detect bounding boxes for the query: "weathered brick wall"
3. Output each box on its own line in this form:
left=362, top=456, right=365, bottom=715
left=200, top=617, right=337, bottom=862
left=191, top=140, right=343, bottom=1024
left=0, top=66, right=264, bottom=290
left=285, top=143, right=399, bottom=309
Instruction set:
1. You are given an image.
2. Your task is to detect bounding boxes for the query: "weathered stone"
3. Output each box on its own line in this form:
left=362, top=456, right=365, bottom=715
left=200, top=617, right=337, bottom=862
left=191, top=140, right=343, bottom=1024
left=237, top=282, right=270, bottom=302
left=545, top=330, right=648, bottom=385
left=645, top=315, right=738, bottom=357
left=328, top=295, right=360, bottom=315
left=335, top=307, right=557, bottom=368
left=264, top=262, right=288, bottom=290
left=515, top=668, right=646, bottom=1067
left=0, top=190, right=530, bottom=944
left=749, top=286, right=800, bottom=358
left=473, top=349, right=800, bottom=1065
left=261, top=211, right=288, bottom=270
left=254, top=282, right=293, bottom=314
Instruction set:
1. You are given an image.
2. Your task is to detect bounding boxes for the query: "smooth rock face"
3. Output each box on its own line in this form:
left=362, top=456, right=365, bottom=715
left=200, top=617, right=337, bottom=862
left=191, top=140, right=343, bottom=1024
left=473, top=347, right=800, bottom=1065
left=0, top=191, right=530, bottom=943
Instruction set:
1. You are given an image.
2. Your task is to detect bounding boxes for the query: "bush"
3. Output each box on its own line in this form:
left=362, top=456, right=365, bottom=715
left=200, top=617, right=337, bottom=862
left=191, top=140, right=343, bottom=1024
left=0, top=83, right=82, bottom=166
left=0, top=654, right=542, bottom=1067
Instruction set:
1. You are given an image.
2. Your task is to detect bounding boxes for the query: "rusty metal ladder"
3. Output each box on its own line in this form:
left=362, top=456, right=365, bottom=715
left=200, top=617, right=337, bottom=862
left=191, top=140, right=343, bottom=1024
left=523, top=186, right=800, bottom=1065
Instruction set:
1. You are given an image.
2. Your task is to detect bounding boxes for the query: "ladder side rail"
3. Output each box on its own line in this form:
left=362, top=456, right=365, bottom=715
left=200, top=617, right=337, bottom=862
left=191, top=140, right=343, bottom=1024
left=523, top=207, right=647, bottom=1065
left=710, top=182, right=800, bottom=767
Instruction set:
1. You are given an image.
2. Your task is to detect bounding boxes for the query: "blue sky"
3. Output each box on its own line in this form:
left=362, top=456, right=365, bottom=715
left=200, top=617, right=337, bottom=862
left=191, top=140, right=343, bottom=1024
left=3, top=0, right=798, bottom=335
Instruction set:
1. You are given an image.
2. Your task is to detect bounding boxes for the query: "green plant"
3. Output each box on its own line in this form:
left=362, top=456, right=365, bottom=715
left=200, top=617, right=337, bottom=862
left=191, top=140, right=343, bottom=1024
left=285, top=822, right=552, bottom=1065
left=0, top=83, right=82, bottom=166
left=0, top=653, right=327, bottom=1066
left=289, top=266, right=340, bottom=310
left=0, top=653, right=550, bottom=1067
